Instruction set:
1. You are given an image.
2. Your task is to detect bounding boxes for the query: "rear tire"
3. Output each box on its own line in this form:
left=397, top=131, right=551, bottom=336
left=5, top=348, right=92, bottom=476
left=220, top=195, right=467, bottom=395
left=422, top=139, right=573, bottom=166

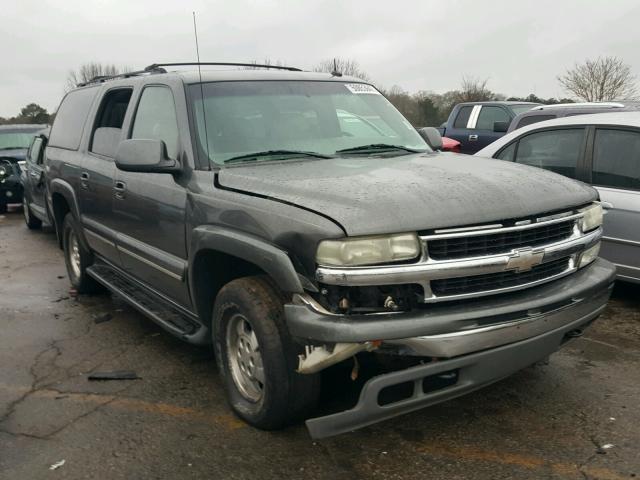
left=23, top=201, right=42, bottom=230
left=213, top=276, right=320, bottom=430
left=62, top=213, right=101, bottom=293
left=0, top=203, right=7, bottom=214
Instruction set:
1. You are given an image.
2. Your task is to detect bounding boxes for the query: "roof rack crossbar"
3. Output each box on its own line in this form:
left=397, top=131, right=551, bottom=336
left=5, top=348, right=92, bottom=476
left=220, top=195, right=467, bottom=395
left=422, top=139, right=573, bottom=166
left=144, top=62, right=302, bottom=72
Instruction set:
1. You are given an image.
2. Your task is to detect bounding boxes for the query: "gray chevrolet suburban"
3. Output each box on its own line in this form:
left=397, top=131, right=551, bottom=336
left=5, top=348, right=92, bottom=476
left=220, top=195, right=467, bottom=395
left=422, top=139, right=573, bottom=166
left=45, top=62, right=616, bottom=438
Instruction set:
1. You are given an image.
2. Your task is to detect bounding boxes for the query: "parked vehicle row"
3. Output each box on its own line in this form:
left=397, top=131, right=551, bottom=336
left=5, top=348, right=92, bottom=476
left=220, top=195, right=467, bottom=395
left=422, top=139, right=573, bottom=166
left=476, top=112, right=640, bottom=283
left=437, top=101, right=540, bottom=154
left=22, top=62, right=615, bottom=439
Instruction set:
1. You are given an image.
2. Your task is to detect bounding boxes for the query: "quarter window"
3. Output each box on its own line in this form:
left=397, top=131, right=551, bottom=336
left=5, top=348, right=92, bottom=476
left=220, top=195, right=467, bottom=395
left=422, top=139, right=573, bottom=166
left=593, top=129, right=640, bottom=190
left=513, top=128, right=584, bottom=178
left=475, top=106, right=510, bottom=130
left=49, top=87, right=100, bottom=150
left=496, top=142, right=515, bottom=161
left=131, top=86, right=180, bottom=160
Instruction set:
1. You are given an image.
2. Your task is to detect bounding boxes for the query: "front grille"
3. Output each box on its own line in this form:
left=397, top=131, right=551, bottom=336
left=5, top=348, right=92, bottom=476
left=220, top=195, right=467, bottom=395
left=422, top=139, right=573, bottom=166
left=428, top=219, right=575, bottom=260
left=431, top=257, right=570, bottom=297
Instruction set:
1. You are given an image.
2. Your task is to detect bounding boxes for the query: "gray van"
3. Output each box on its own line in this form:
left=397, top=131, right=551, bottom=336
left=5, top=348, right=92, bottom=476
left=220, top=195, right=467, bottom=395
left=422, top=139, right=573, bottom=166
left=477, top=111, right=640, bottom=283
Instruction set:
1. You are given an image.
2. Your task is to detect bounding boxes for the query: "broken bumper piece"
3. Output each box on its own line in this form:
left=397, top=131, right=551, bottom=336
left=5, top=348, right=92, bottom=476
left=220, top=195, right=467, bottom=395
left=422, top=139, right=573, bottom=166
left=305, top=301, right=605, bottom=438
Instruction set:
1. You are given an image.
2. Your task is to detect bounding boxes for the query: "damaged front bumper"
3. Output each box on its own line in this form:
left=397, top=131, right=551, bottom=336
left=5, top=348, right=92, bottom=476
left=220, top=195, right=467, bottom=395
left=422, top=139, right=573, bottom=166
left=284, top=258, right=616, bottom=438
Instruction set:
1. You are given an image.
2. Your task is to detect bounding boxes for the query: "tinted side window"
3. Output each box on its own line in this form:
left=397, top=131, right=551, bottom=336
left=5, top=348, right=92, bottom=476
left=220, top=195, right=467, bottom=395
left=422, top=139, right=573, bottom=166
left=496, top=142, right=515, bottom=161
left=28, top=138, right=43, bottom=164
left=514, top=128, right=584, bottom=178
left=90, top=89, right=133, bottom=158
left=131, top=86, right=179, bottom=159
left=475, top=106, right=510, bottom=130
left=593, top=129, right=640, bottom=190
left=516, top=114, right=555, bottom=130
left=453, top=106, right=473, bottom=128
left=49, top=87, right=99, bottom=150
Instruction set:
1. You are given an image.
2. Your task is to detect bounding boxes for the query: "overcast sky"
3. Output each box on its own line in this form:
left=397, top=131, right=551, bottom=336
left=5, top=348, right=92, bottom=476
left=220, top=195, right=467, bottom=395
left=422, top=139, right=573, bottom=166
left=2, top=0, right=640, bottom=117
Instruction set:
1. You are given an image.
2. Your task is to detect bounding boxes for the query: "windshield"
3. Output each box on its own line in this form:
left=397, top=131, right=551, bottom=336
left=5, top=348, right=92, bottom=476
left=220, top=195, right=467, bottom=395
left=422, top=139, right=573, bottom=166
left=510, top=104, right=539, bottom=115
left=0, top=131, right=39, bottom=150
left=190, top=81, right=430, bottom=165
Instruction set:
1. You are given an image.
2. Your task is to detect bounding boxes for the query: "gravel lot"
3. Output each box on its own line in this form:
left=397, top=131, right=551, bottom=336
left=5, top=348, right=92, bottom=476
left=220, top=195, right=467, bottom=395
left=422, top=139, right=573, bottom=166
left=1, top=207, right=639, bottom=480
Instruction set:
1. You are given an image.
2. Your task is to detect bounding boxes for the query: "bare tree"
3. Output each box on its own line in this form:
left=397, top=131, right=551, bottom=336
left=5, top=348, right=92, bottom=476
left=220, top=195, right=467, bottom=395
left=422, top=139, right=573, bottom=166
left=65, top=62, right=126, bottom=91
left=313, top=58, right=371, bottom=82
left=243, top=58, right=287, bottom=70
left=558, top=56, right=637, bottom=101
left=458, top=76, right=494, bottom=102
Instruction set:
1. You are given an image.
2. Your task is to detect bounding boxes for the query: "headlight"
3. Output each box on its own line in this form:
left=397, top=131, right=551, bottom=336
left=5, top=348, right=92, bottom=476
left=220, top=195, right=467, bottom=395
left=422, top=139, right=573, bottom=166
left=580, top=204, right=603, bottom=232
left=0, top=166, right=6, bottom=177
left=579, top=242, right=600, bottom=268
left=316, top=233, right=420, bottom=267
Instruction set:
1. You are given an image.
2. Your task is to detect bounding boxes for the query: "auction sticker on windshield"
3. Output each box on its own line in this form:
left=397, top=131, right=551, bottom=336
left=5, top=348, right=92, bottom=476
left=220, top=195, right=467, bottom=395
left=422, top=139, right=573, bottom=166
left=345, top=84, right=381, bottom=95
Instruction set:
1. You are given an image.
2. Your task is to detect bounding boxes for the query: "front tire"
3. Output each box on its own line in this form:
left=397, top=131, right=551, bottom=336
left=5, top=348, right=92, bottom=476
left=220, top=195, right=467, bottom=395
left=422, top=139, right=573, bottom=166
left=213, top=276, right=320, bottom=430
left=23, top=201, right=42, bottom=230
left=62, top=213, right=101, bottom=293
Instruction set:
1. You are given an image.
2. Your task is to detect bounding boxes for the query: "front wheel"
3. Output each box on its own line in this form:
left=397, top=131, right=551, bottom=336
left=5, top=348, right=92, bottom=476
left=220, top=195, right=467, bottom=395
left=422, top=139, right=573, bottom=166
left=213, top=276, right=320, bottom=430
left=62, top=213, right=101, bottom=293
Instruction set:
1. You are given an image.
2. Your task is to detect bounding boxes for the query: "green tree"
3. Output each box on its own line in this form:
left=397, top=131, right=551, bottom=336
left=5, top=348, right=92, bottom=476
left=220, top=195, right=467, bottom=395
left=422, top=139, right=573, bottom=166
left=19, top=103, right=50, bottom=124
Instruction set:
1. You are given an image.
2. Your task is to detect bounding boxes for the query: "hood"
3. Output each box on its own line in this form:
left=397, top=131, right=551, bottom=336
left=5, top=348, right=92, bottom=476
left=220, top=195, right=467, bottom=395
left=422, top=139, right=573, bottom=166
left=217, top=152, right=597, bottom=236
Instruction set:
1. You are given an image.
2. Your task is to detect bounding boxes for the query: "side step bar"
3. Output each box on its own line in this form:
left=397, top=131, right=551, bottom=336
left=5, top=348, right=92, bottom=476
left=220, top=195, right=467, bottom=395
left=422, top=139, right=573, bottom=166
left=87, top=262, right=209, bottom=344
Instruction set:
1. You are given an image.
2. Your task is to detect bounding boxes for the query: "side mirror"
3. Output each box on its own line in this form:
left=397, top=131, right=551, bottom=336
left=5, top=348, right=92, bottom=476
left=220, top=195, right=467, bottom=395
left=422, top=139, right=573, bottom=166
left=115, top=139, right=180, bottom=173
left=417, top=127, right=443, bottom=151
left=493, top=121, right=509, bottom=133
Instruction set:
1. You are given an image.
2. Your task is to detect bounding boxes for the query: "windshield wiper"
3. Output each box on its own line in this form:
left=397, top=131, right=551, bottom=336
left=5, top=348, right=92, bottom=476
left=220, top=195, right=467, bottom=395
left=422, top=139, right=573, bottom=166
left=224, top=150, right=333, bottom=164
left=336, top=144, right=422, bottom=154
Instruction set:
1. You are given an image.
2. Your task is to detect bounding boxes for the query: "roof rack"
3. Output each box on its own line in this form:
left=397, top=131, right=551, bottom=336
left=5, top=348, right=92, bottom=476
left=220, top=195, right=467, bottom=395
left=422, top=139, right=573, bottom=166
left=144, top=62, right=302, bottom=72
left=76, top=62, right=302, bottom=87
left=77, top=65, right=167, bottom=87
left=531, top=102, right=625, bottom=110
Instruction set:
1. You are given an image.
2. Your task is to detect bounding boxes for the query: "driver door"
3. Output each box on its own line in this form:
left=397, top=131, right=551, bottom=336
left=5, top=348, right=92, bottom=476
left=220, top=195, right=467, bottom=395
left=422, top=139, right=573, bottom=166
left=24, top=134, right=48, bottom=219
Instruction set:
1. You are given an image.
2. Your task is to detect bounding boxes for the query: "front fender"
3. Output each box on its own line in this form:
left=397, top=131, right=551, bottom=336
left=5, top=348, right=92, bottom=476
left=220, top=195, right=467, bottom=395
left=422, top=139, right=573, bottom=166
left=189, top=225, right=305, bottom=295
left=49, top=178, right=87, bottom=248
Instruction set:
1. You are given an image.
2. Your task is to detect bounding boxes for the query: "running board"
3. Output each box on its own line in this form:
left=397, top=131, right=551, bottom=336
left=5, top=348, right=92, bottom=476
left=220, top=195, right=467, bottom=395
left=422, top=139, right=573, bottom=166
left=87, top=263, right=207, bottom=343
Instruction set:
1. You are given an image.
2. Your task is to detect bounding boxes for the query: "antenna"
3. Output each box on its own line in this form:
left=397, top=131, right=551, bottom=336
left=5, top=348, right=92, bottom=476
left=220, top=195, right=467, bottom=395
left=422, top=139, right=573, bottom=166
left=193, top=11, right=211, bottom=167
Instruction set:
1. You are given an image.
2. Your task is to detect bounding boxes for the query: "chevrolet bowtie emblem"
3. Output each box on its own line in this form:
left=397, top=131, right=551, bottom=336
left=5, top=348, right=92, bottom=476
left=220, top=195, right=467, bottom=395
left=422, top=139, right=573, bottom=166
left=506, top=248, right=545, bottom=272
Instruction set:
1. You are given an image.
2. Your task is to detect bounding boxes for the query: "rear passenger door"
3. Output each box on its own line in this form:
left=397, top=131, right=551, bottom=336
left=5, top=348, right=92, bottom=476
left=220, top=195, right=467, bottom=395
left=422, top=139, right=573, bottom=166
left=471, top=105, right=511, bottom=152
left=588, top=127, right=640, bottom=280
left=112, top=84, right=190, bottom=307
left=79, top=87, right=133, bottom=266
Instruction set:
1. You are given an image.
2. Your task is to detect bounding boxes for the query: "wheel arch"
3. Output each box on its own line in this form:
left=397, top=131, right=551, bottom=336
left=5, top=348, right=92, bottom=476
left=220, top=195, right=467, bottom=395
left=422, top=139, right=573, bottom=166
left=50, top=179, right=82, bottom=249
left=189, top=226, right=306, bottom=329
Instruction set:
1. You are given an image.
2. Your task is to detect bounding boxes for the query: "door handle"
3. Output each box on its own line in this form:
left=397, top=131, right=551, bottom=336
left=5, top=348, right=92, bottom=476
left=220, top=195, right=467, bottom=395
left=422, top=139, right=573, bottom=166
left=80, top=171, right=90, bottom=189
left=114, top=181, right=127, bottom=199
left=469, top=134, right=478, bottom=141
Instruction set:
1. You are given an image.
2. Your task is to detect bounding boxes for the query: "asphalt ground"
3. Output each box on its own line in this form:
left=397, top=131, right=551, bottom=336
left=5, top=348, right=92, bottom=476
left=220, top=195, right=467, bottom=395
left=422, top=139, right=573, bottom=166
left=1, top=206, right=639, bottom=479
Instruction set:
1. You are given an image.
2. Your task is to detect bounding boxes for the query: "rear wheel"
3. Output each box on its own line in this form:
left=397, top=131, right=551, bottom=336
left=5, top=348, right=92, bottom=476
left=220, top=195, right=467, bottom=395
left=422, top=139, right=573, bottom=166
left=23, top=201, right=42, bottom=230
left=213, top=276, right=320, bottom=430
left=0, top=203, right=7, bottom=214
left=62, top=213, right=101, bottom=293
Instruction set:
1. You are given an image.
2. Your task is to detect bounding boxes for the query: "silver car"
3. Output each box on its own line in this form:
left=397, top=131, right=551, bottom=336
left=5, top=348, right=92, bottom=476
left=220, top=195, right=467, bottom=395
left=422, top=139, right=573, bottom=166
left=476, top=112, right=640, bottom=283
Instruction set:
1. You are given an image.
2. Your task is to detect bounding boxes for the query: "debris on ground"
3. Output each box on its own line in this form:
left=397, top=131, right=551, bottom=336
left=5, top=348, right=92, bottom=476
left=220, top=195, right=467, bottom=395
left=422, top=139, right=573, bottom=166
left=69, top=288, right=78, bottom=298
left=88, top=371, right=140, bottom=381
left=596, top=443, right=615, bottom=454
left=49, top=460, right=65, bottom=470
left=93, top=312, right=113, bottom=324
left=52, top=296, right=69, bottom=303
